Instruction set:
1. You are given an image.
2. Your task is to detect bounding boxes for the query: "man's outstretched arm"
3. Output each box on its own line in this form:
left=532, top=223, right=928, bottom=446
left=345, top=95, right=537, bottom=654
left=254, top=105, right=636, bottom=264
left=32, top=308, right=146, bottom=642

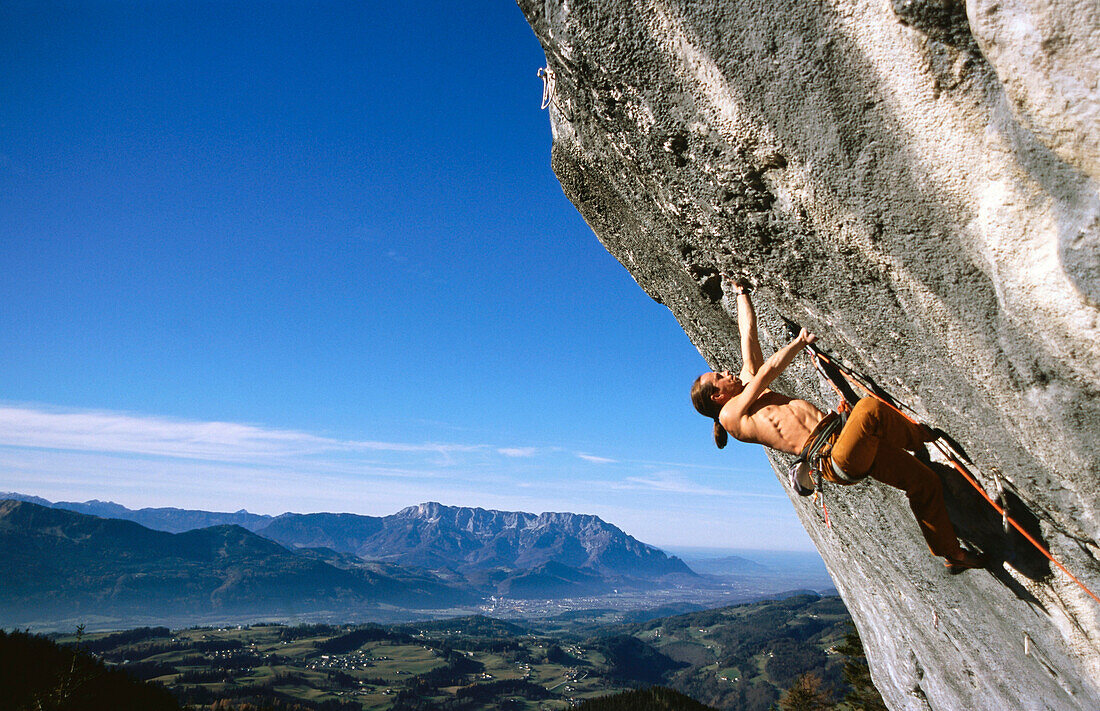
left=724, top=328, right=816, bottom=424
left=734, top=281, right=764, bottom=378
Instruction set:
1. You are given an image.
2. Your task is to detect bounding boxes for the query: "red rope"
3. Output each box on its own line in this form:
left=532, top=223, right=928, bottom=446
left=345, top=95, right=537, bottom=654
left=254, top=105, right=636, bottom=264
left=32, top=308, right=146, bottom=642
left=807, top=348, right=1100, bottom=606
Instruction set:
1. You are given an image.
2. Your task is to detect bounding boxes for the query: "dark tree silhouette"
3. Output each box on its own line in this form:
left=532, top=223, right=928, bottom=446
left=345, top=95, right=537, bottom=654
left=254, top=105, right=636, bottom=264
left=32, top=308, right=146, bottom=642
left=0, top=628, right=179, bottom=711
left=835, top=627, right=888, bottom=710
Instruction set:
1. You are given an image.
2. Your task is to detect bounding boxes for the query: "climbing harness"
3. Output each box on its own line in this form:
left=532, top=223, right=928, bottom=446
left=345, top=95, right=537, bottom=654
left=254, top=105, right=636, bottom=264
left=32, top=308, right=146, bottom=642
left=787, top=413, right=839, bottom=525
left=778, top=320, right=861, bottom=527
left=791, top=411, right=851, bottom=529
left=790, top=412, right=849, bottom=487
left=802, top=343, right=1100, bottom=606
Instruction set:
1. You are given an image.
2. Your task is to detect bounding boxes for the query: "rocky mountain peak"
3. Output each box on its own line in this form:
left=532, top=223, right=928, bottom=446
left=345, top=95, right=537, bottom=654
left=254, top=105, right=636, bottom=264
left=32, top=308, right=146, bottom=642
left=400, top=502, right=592, bottom=532
left=398, top=501, right=447, bottom=521
left=363, top=502, right=688, bottom=576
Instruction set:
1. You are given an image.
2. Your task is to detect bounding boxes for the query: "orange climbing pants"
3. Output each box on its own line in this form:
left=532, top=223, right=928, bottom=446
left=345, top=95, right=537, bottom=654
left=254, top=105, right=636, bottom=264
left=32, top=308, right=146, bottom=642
left=829, top=398, right=962, bottom=559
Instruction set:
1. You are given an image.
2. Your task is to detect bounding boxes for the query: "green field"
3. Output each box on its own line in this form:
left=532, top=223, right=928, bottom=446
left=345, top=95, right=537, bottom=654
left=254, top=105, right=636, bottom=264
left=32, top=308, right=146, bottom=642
left=48, top=593, right=875, bottom=711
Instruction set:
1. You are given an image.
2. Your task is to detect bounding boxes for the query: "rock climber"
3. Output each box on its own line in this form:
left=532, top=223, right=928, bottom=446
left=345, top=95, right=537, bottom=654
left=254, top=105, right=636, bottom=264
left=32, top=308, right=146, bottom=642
left=690, top=278, right=984, bottom=573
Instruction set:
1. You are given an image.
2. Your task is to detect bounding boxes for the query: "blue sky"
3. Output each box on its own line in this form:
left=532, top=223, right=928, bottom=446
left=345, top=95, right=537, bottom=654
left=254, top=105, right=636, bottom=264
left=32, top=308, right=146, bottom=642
left=0, top=1, right=813, bottom=551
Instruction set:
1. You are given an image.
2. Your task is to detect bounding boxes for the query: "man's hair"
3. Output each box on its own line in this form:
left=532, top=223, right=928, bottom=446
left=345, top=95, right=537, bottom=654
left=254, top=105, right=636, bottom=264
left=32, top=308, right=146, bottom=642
left=691, top=374, right=728, bottom=449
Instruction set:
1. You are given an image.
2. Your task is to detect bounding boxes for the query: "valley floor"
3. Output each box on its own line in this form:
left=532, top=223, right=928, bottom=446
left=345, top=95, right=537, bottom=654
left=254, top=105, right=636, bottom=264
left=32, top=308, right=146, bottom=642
left=43, top=592, right=871, bottom=711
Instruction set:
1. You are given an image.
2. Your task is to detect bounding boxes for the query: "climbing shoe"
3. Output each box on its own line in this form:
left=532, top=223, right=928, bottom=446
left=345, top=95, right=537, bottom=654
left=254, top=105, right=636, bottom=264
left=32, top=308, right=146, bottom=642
left=945, top=549, right=986, bottom=574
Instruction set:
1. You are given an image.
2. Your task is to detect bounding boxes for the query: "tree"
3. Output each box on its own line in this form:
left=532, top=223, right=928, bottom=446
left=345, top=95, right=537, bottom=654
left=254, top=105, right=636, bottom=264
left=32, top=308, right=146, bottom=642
left=835, top=628, right=888, bottom=711
left=777, top=672, right=833, bottom=711
left=0, top=628, right=178, bottom=711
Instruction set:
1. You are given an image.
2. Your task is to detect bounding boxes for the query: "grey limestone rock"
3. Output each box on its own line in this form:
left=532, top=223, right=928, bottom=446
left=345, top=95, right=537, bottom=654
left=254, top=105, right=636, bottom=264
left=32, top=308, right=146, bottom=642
left=518, top=0, right=1100, bottom=708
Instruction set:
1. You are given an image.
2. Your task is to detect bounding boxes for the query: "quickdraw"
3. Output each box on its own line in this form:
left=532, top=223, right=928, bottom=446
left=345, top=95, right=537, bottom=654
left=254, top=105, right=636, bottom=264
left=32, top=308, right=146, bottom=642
left=537, top=66, right=574, bottom=120
left=537, top=66, right=555, bottom=110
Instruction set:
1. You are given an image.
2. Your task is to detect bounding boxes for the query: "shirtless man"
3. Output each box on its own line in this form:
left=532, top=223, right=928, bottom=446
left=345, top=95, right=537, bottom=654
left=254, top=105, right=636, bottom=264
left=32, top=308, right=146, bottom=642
left=691, top=281, right=984, bottom=573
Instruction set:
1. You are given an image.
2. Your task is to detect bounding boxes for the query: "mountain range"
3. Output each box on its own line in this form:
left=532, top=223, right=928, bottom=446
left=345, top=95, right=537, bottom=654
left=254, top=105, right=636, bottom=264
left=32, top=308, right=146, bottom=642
left=0, top=494, right=691, bottom=577
left=0, top=495, right=696, bottom=627
left=259, top=502, right=691, bottom=577
left=0, top=500, right=471, bottom=624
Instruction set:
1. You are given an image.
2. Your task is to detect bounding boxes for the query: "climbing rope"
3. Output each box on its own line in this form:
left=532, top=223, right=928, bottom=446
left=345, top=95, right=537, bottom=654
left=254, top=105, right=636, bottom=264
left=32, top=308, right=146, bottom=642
left=804, top=345, right=1100, bottom=606
left=800, top=345, right=852, bottom=527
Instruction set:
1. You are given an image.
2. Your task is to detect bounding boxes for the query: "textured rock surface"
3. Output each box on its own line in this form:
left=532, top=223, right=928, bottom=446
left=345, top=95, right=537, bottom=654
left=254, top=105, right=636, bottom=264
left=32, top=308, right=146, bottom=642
left=518, top=1, right=1100, bottom=709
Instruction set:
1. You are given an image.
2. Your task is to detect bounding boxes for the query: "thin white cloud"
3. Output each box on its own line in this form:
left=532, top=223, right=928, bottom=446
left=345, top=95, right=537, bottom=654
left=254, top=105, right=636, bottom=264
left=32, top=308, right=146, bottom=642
left=0, top=406, right=482, bottom=464
left=0, top=404, right=806, bottom=549
left=0, top=443, right=561, bottom=515
left=615, top=471, right=786, bottom=499
left=624, top=457, right=765, bottom=473
left=576, top=452, right=617, bottom=464
left=497, top=447, right=538, bottom=458
left=621, top=474, right=722, bottom=495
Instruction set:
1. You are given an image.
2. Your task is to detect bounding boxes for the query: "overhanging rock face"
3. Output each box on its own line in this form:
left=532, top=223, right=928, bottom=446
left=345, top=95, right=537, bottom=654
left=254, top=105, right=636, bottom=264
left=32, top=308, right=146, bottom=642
left=517, top=1, right=1100, bottom=709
